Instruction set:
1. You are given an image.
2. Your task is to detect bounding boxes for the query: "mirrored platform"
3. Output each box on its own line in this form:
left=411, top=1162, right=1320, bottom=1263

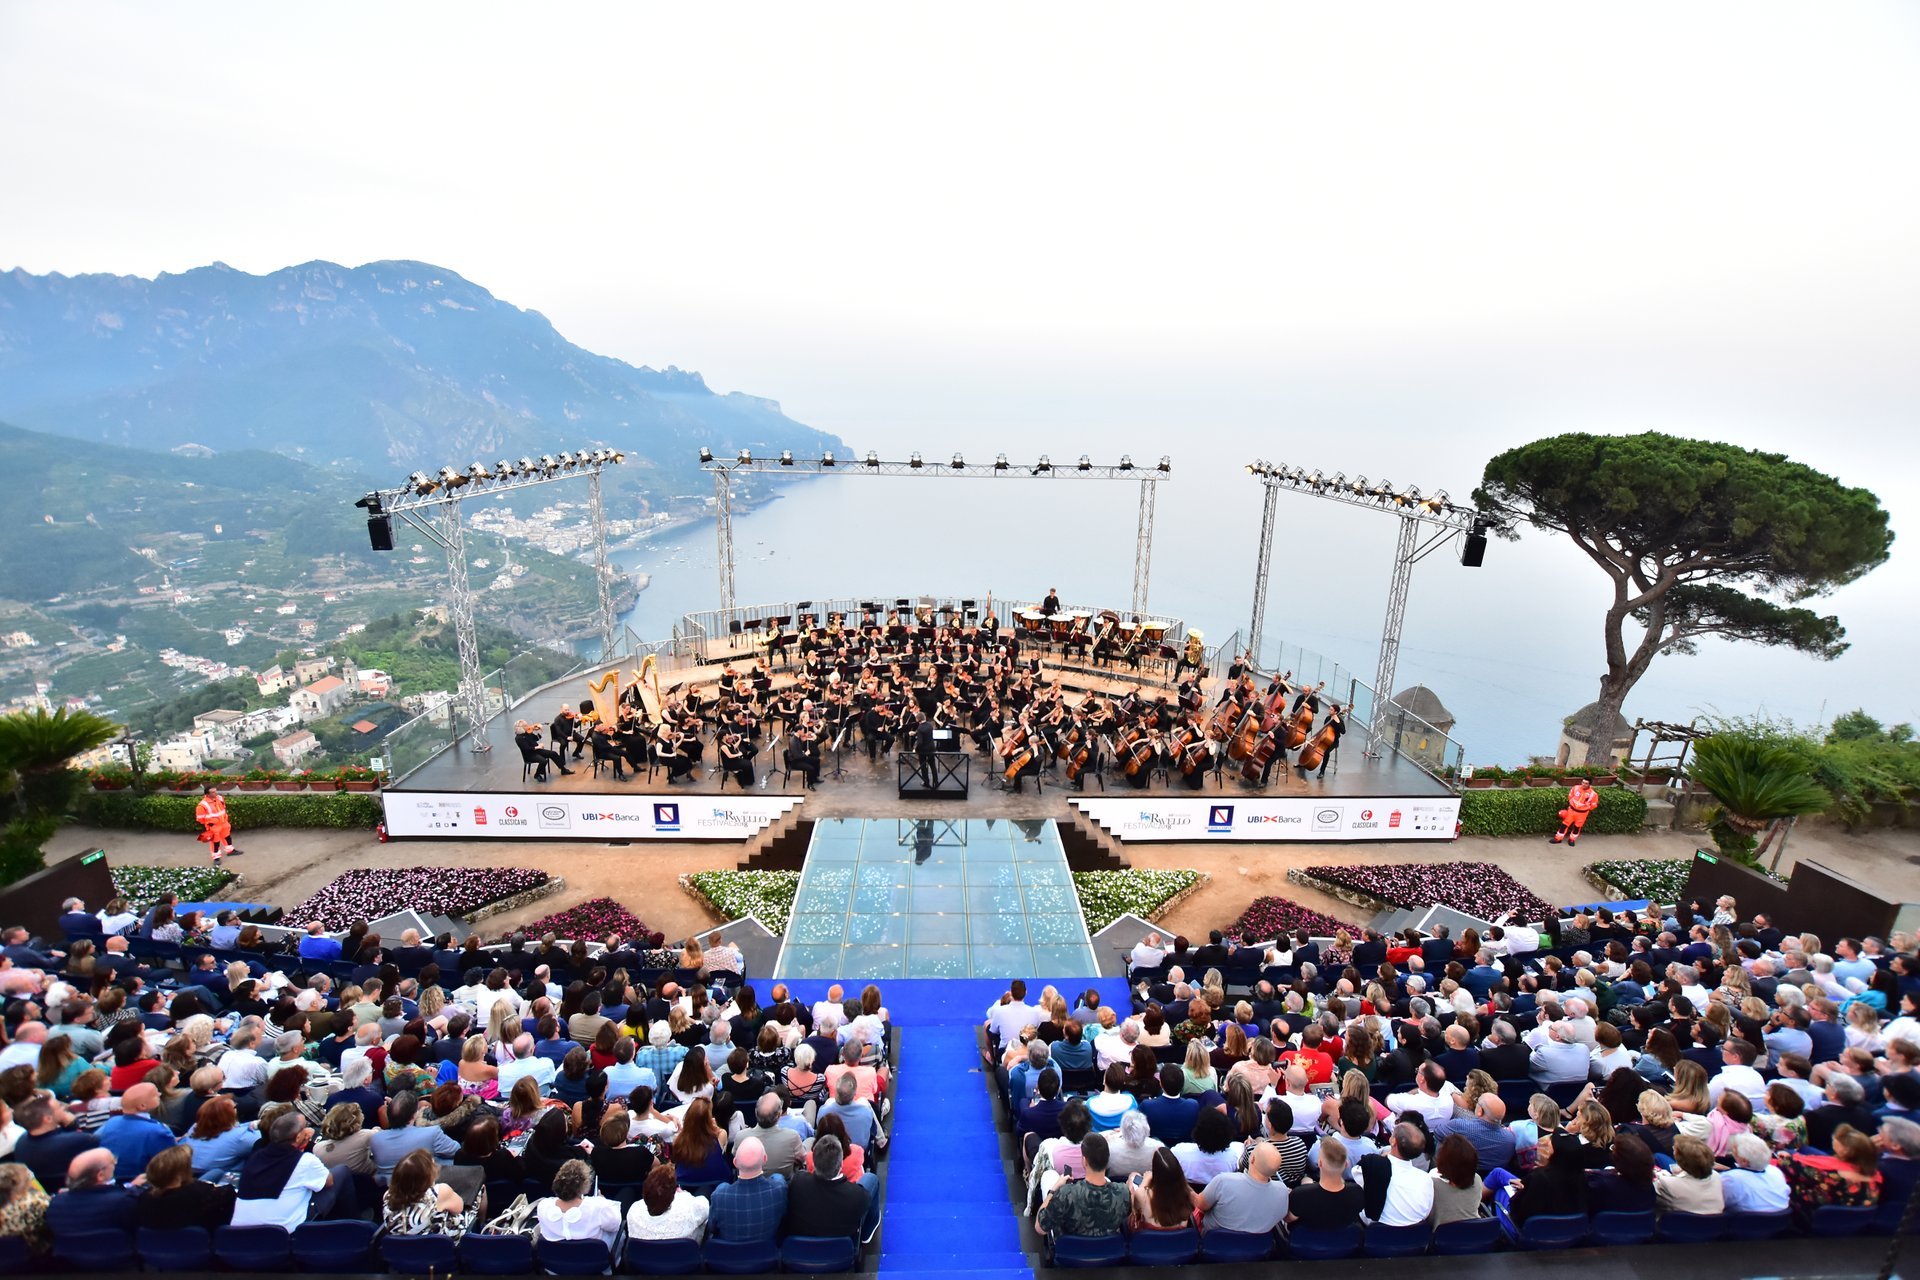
left=774, top=817, right=1101, bottom=979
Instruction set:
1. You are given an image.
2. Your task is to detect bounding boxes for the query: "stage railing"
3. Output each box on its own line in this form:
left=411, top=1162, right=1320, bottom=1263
left=676, top=595, right=1186, bottom=658
left=382, top=700, right=459, bottom=786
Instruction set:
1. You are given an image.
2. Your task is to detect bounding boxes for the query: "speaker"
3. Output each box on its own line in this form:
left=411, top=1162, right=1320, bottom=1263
left=1461, top=525, right=1488, bottom=568
left=366, top=514, right=394, bottom=552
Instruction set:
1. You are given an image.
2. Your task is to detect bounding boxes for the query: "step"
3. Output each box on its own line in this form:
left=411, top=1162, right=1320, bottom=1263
left=878, top=1251, right=1034, bottom=1269
left=874, top=1268, right=1035, bottom=1280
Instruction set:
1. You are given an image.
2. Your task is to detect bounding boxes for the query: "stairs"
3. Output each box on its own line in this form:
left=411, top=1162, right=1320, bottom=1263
left=1056, top=811, right=1128, bottom=872
left=738, top=816, right=814, bottom=871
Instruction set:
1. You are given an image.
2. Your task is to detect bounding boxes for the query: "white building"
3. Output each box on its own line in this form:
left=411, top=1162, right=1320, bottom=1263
left=272, top=729, right=321, bottom=767
left=290, top=675, right=351, bottom=721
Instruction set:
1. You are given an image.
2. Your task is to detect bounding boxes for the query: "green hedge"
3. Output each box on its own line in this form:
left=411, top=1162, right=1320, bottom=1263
left=74, top=790, right=384, bottom=833
left=1458, top=786, right=1646, bottom=838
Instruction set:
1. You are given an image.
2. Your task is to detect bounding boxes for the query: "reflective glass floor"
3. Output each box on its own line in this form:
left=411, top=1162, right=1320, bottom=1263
left=774, top=818, right=1101, bottom=979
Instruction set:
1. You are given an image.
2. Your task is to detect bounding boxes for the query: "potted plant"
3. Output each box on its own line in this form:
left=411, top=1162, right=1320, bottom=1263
left=334, top=764, right=383, bottom=793
left=238, top=767, right=280, bottom=791
left=1464, top=766, right=1495, bottom=789
left=89, top=767, right=132, bottom=791
left=1526, top=765, right=1557, bottom=788
left=305, top=769, right=342, bottom=792
left=1496, top=766, right=1523, bottom=788
left=272, top=770, right=307, bottom=792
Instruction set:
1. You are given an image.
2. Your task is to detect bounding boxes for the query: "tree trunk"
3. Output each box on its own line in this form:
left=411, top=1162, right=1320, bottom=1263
left=1575, top=675, right=1634, bottom=768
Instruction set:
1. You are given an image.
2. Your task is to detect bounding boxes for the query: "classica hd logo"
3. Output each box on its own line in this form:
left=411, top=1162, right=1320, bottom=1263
left=1351, top=806, right=1381, bottom=831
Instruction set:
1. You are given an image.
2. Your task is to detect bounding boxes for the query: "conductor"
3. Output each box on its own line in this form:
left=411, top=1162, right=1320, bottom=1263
left=915, top=717, right=938, bottom=788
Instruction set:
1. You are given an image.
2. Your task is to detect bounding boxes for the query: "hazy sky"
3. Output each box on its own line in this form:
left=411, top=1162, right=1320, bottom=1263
left=3, top=1, right=1916, bottom=748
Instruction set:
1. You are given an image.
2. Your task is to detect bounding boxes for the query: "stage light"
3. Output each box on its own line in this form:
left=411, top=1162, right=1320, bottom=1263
left=699, top=447, right=714, bottom=464
left=1329, top=472, right=1345, bottom=488
left=1371, top=479, right=1393, bottom=499
left=407, top=471, right=433, bottom=494
left=556, top=452, right=575, bottom=470
left=950, top=452, right=965, bottom=469
left=1349, top=474, right=1368, bottom=495
left=469, top=462, right=491, bottom=480
left=438, top=466, right=469, bottom=489
left=820, top=451, right=836, bottom=467
left=865, top=450, right=881, bottom=467
left=737, top=448, right=752, bottom=464
left=779, top=450, right=794, bottom=466
left=1308, top=470, right=1325, bottom=488
left=1077, top=455, right=1092, bottom=470
left=1035, top=454, right=1052, bottom=473
left=909, top=452, right=923, bottom=468
left=1157, top=456, right=1172, bottom=472
left=494, top=458, right=514, bottom=477
left=518, top=457, right=535, bottom=474
left=994, top=454, right=1009, bottom=470
left=1119, top=455, right=1134, bottom=471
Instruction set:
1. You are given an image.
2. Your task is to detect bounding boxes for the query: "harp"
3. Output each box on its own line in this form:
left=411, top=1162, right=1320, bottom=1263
left=584, top=668, right=621, bottom=724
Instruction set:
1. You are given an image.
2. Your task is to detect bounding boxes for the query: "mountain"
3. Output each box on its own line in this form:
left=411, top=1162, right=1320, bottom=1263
left=0, top=259, right=838, bottom=497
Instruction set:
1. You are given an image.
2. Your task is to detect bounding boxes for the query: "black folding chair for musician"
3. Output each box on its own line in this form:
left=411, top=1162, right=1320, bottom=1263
left=589, top=734, right=627, bottom=781
left=516, top=738, right=551, bottom=784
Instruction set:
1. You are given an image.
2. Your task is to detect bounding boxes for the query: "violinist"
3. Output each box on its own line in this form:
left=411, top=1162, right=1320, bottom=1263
left=514, top=721, right=571, bottom=781
left=550, top=705, right=587, bottom=760
left=655, top=726, right=695, bottom=783
left=789, top=724, right=822, bottom=789
left=720, top=730, right=756, bottom=789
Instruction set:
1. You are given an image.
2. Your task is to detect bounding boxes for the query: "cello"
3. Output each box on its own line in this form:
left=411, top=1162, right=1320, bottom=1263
left=1281, top=700, right=1316, bottom=751
left=1227, top=700, right=1262, bottom=764
left=1241, top=710, right=1283, bottom=784
left=1001, top=724, right=1037, bottom=783
left=1169, top=726, right=1207, bottom=779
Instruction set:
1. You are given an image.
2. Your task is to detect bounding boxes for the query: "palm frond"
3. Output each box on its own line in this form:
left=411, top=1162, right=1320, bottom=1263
left=1688, top=732, right=1831, bottom=831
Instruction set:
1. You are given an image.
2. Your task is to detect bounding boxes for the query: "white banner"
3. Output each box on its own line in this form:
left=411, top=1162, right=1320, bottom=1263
left=1071, top=795, right=1460, bottom=842
left=382, top=791, right=801, bottom=841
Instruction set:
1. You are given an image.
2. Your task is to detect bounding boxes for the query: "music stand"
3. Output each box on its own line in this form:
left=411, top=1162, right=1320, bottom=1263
left=828, top=725, right=850, bottom=779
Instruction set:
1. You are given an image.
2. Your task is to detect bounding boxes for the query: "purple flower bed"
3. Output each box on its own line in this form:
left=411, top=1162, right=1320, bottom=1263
left=1229, top=896, right=1362, bottom=942
left=1301, top=862, right=1553, bottom=923
left=285, top=867, right=551, bottom=930
left=507, top=898, right=652, bottom=943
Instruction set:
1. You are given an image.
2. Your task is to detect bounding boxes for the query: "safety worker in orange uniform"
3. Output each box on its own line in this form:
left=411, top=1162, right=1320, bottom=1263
left=1551, top=777, right=1600, bottom=846
left=195, top=784, right=237, bottom=864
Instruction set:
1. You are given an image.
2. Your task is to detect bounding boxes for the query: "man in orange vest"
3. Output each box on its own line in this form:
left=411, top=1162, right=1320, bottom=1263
left=194, top=784, right=237, bottom=863
left=1551, top=778, right=1601, bottom=846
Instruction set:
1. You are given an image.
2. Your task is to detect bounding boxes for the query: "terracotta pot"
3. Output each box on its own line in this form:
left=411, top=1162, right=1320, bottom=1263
left=1527, top=777, right=1556, bottom=787
left=237, top=781, right=271, bottom=791
left=169, top=783, right=198, bottom=792
left=271, top=781, right=305, bottom=792
left=307, top=780, right=341, bottom=792
left=1465, top=777, right=1494, bottom=788
left=1594, top=774, right=1619, bottom=786
left=343, top=780, right=379, bottom=792
left=1498, top=778, right=1523, bottom=788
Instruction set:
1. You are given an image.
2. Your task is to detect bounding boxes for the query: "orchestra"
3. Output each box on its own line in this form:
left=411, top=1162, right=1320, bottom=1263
left=500, top=595, right=1357, bottom=795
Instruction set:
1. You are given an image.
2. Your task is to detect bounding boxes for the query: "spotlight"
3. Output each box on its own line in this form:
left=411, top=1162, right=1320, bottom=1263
left=699, top=447, right=714, bottom=464
left=1118, top=455, right=1133, bottom=471
left=1035, top=454, right=1051, bottom=473
left=1329, top=471, right=1345, bottom=489
left=1077, top=455, right=1091, bottom=471
left=495, top=458, right=514, bottom=477
left=1371, top=479, right=1393, bottom=499
left=518, top=457, right=535, bottom=474
left=821, top=451, right=836, bottom=467
left=556, top=452, right=575, bottom=470
left=539, top=455, right=559, bottom=474
left=438, top=465, right=468, bottom=489
left=779, top=450, right=794, bottom=466
left=1308, top=470, right=1324, bottom=489
left=1157, top=456, right=1172, bottom=472
left=737, top=448, right=752, bottom=464
left=950, top=452, right=965, bottom=469
left=994, top=454, right=1009, bottom=470
left=468, top=462, right=491, bottom=480
left=909, top=452, right=923, bottom=469
left=407, top=471, right=434, bottom=494
left=1349, top=474, right=1368, bottom=495
left=865, top=451, right=881, bottom=468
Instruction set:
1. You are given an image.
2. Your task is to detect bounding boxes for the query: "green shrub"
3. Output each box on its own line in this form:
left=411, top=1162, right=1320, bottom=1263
left=1071, top=870, right=1200, bottom=932
left=687, top=870, right=801, bottom=932
left=1458, top=786, right=1646, bottom=837
left=75, top=790, right=384, bottom=832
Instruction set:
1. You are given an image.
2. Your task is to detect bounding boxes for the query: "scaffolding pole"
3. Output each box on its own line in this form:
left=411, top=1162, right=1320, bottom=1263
left=713, top=469, right=737, bottom=616
left=588, top=469, right=617, bottom=661
left=1132, top=477, right=1158, bottom=618
left=439, top=503, right=490, bottom=751
left=1245, top=475, right=1281, bottom=665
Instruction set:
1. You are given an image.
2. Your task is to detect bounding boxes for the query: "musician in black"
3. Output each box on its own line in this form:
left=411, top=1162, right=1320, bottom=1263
left=789, top=725, right=822, bottom=789
left=1041, top=587, right=1062, bottom=616
left=589, top=722, right=628, bottom=781
left=914, top=717, right=938, bottom=787
left=720, top=731, right=756, bottom=789
left=1313, top=703, right=1347, bottom=779
left=550, top=706, right=587, bottom=760
left=514, top=722, right=571, bottom=781
left=1174, top=736, right=1209, bottom=790
left=1291, top=680, right=1326, bottom=718
left=655, top=727, right=695, bottom=783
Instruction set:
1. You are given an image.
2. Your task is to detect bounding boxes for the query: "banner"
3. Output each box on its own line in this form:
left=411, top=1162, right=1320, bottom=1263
left=382, top=791, right=801, bottom=841
left=1070, top=795, right=1460, bottom=843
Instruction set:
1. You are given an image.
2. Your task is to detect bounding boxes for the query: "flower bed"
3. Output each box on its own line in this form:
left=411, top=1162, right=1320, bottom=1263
left=1227, top=895, right=1362, bottom=943
left=1298, top=861, right=1554, bottom=923
left=685, top=870, right=801, bottom=932
left=1584, top=857, right=1785, bottom=903
left=110, top=865, right=238, bottom=910
left=285, top=867, right=552, bottom=930
left=1071, top=870, right=1202, bottom=932
left=506, top=897, right=653, bottom=943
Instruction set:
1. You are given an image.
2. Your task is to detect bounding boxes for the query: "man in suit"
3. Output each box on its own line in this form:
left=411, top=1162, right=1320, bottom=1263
left=44, top=1150, right=137, bottom=1237
left=914, top=717, right=938, bottom=787
left=1351, top=930, right=1388, bottom=972
left=1193, top=931, right=1233, bottom=971
left=1478, top=1021, right=1532, bottom=1080
left=783, top=1134, right=873, bottom=1240
left=1420, top=927, right=1455, bottom=971
left=56, top=898, right=96, bottom=942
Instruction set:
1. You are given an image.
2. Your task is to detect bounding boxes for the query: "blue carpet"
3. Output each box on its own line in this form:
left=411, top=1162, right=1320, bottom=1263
left=771, top=977, right=1130, bottom=1280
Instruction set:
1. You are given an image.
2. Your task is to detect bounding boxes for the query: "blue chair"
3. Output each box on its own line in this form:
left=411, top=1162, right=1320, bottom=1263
left=1723, top=1211, right=1796, bottom=1240
left=1198, top=1227, right=1277, bottom=1262
left=51, top=1229, right=135, bottom=1271
left=1495, top=1080, right=1539, bottom=1119
left=624, top=1236, right=704, bottom=1275
left=1363, top=1222, right=1431, bottom=1257
left=1873, top=1198, right=1912, bottom=1235
left=1051, top=1233, right=1127, bottom=1268
left=0, top=1234, right=30, bottom=1273
left=213, top=1225, right=294, bottom=1271
left=380, top=1233, right=459, bottom=1274
left=1590, top=1210, right=1656, bottom=1246
left=1543, top=1080, right=1587, bottom=1109
left=1286, top=1224, right=1363, bottom=1260
left=1431, top=1216, right=1503, bottom=1255
left=1127, top=1227, right=1200, bottom=1265
left=538, top=1237, right=613, bottom=1274
left=293, top=1219, right=378, bottom=1271
left=781, top=1235, right=859, bottom=1272
left=1657, top=1211, right=1726, bottom=1243
left=135, top=1226, right=212, bottom=1271
left=1514, top=1213, right=1590, bottom=1249
left=458, top=1232, right=536, bottom=1274
left=703, top=1237, right=781, bottom=1273
left=1810, top=1204, right=1878, bottom=1237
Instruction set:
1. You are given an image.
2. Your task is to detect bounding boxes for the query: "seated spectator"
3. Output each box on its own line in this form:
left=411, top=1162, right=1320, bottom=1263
left=1087, top=1063, right=1139, bottom=1132
left=1655, top=1135, right=1724, bottom=1215
left=1204, top=1137, right=1292, bottom=1231
left=1807, top=1074, right=1880, bottom=1149
left=35, top=1035, right=85, bottom=1100
left=181, top=1094, right=258, bottom=1178
left=45, top=1149, right=136, bottom=1237
left=1051, top=1022, right=1094, bottom=1072
left=12, top=1095, right=97, bottom=1190
left=1128, top=1145, right=1196, bottom=1231
left=1497, top=1132, right=1588, bottom=1226
left=1290, top=1135, right=1365, bottom=1228
left=1567, top=1099, right=1617, bottom=1170
left=1104, top=1110, right=1162, bottom=1181
left=804, top=1113, right=868, bottom=1181
left=536, top=1157, right=623, bottom=1246
left=670, top=1096, right=732, bottom=1185
left=312, top=1101, right=375, bottom=1178
left=523, top=1107, right=588, bottom=1195
left=369, top=1090, right=460, bottom=1179
left=1139, top=1064, right=1200, bottom=1143
left=740, top=1093, right=803, bottom=1179
left=709, top=1136, right=788, bottom=1242
left=382, top=1147, right=467, bottom=1237
left=1781, top=1124, right=1883, bottom=1214
left=627, top=1162, right=712, bottom=1243
left=819, top=1073, right=879, bottom=1152
left=1432, top=1092, right=1515, bottom=1174
left=591, top=1109, right=655, bottom=1187
left=0, top=1164, right=49, bottom=1257
left=1386, top=1061, right=1460, bottom=1125
left=784, top=1133, right=871, bottom=1240
left=1007, top=1041, right=1057, bottom=1112
left=1721, top=1133, right=1791, bottom=1214
left=1356, top=1122, right=1433, bottom=1227
left=230, top=1111, right=335, bottom=1229
left=1172, top=1106, right=1244, bottom=1185
left=1037, top=1131, right=1129, bottom=1238
left=1429, top=1133, right=1485, bottom=1225
left=1588, top=1132, right=1657, bottom=1214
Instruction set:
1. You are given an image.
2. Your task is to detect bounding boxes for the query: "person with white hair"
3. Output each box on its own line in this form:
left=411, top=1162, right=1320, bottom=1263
left=1131, top=931, right=1170, bottom=971
left=1104, top=1109, right=1163, bottom=1180
left=1720, top=1133, right=1790, bottom=1212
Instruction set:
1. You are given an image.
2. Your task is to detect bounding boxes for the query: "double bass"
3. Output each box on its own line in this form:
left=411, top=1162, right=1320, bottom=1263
left=1206, top=696, right=1243, bottom=743
left=1297, top=708, right=1342, bottom=774
left=1281, top=699, right=1316, bottom=751
left=1227, top=701, right=1263, bottom=764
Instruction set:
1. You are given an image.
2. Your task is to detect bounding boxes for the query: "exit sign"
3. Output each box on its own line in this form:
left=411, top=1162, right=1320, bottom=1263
left=78, top=849, right=105, bottom=866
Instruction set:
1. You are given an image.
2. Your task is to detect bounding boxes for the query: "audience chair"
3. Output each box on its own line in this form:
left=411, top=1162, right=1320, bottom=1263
left=1514, top=1213, right=1590, bottom=1250
left=1197, top=1227, right=1278, bottom=1262
left=1059, top=1067, right=1101, bottom=1095
left=1050, top=1233, right=1128, bottom=1268
left=537, top=1236, right=614, bottom=1274
left=0, top=1236, right=31, bottom=1274
left=702, top=1237, right=782, bottom=1273
left=135, top=1226, right=212, bottom=1271
left=1543, top=1080, right=1587, bottom=1109
left=1362, top=1222, right=1431, bottom=1257
left=292, top=1219, right=378, bottom=1271
left=213, top=1225, right=295, bottom=1271
left=1589, top=1210, right=1656, bottom=1246
left=1722, top=1211, right=1796, bottom=1240
left=50, top=1229, right=136, bottom=1271
left=1430, top=1216, right=1502, bottom=1255
left=1285, top=1224, right=1363, bottom=1260
left=1655, top=1211, right=1726, bottom=1243
left=624, top=1236, right=704, bottom=1275
left=1809, top=1205, right=1878, bottom=1237
left=781, top=1235, right=859, bottom=1273
left=1126, top=1227, right=1200, bottom=1265
left=379, top=1232, right=459, bottom=1274
left=457, top=1231, right=536, bottom=1274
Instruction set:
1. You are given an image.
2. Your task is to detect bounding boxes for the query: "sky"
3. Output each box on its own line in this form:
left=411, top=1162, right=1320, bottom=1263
left=2, top=2, right=1917, bottom=755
